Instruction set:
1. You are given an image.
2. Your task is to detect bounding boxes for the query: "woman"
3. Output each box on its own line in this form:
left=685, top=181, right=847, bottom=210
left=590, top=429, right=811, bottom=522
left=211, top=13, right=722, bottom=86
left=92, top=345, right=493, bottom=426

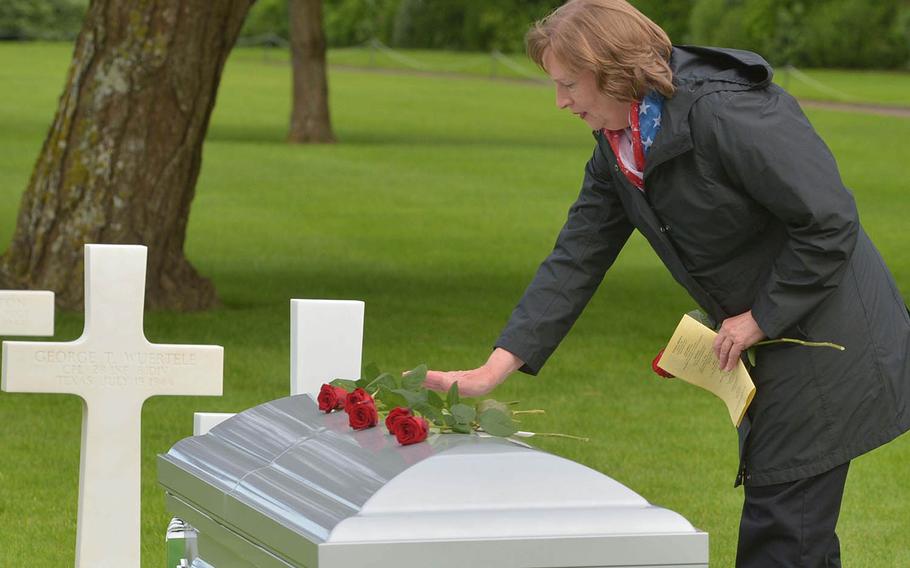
left=424, top=0, right=910, bottom=566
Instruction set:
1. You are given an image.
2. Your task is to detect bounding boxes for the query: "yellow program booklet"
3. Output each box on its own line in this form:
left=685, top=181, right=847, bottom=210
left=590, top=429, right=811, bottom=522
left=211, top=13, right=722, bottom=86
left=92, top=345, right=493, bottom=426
left=658, top=314, right=756, bottom=427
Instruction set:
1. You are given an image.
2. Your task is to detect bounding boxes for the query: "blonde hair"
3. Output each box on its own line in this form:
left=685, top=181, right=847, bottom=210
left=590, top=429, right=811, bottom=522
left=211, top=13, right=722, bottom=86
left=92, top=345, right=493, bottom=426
left=527, top=0, right=675, bottom=101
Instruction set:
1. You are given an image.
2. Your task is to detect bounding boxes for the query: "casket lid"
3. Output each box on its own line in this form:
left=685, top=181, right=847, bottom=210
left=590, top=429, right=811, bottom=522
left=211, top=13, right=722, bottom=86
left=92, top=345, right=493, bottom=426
left=159, top=395, right=700, bottom=565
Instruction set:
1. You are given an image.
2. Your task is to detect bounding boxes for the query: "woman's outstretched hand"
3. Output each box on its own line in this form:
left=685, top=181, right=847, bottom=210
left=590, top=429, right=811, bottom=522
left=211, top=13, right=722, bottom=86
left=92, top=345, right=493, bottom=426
left=424, top=348, right=524, bottom=397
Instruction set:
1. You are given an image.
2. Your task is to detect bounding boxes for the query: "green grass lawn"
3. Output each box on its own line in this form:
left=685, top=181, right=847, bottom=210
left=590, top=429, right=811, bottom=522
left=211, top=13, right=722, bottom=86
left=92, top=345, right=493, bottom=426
left=1, top=42, right=909, bottom=566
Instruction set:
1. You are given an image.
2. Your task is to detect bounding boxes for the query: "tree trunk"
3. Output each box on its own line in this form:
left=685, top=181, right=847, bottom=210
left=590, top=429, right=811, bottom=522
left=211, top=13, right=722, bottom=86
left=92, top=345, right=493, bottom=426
left=0, top=0, right=254, bottom=311
left=288, top=0, right=335, bottom=143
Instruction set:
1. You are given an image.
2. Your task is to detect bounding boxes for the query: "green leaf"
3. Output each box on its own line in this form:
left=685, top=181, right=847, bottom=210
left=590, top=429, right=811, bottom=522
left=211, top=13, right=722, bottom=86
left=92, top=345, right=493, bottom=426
left=414, top=402, right=445, bottom=426
left=450, top=403, right=476, bottom=425
left=447, top=381, right=460, bottom=407
left=392, top=388, right=427, bottom=407
left=747, top=347, right=757, bottom=367
left=478, top=409, right=519, bottom=437
left=402, top=364, right=428, bottom=390
left=427, top=389, right=445, bottom=410
left=687, top=309, right=717, bottom=330
left=355, top=376, right=370, bottom=389
left=329, top=378, right=358, bottom=391
left=443, top=414, right=456, bottom=427
left=476, top=399, right=510, bottom=416
left=366, top=372, right=396, bottom=391
left=377, top=386, right=409, bottom=410
left=451, top=422, right=473, bottom=434
left=362, top=362, right=381, bottom=381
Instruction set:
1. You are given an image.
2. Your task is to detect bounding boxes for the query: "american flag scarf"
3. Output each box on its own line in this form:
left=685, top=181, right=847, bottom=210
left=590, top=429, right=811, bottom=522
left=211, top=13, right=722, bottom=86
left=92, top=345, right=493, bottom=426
left=603, top=91, right=664, bottom=190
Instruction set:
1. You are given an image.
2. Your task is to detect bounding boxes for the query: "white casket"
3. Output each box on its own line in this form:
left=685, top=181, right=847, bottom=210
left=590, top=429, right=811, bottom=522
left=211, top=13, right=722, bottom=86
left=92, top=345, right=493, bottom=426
left=158, top=395, right=708, bottom=567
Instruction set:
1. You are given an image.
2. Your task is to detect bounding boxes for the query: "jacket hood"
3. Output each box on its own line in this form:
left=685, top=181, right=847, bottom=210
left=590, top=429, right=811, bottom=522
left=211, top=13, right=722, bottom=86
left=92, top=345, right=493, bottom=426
left=629, top=45, right=774, bottom=176
left=670, top=45, right=774, bottom=90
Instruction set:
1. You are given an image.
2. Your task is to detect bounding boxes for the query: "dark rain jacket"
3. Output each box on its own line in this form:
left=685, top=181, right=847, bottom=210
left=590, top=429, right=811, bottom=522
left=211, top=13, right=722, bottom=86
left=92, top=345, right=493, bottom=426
left=496, top=45, right=910, bottom=486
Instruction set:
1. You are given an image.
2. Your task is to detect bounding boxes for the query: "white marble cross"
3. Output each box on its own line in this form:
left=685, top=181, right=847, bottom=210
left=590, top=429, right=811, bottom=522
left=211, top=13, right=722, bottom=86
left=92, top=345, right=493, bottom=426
left=1, top=244, right=223, bottom=568
left=0, top=290, right=54, bottom=336
left=192, top=299, right=364, bottom=435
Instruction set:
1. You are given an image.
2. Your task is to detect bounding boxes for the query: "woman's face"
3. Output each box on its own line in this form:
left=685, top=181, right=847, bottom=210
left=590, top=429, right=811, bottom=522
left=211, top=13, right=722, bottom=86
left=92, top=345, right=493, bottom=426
left=543, top=49, right=631, bottom=131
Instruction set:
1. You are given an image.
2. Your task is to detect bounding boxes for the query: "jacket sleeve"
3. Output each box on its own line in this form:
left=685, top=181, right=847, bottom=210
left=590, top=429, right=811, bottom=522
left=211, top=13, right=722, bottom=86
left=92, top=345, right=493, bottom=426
left=700, top=87, right=859, bottom=338
left=495, top=147, right=634, bottom=375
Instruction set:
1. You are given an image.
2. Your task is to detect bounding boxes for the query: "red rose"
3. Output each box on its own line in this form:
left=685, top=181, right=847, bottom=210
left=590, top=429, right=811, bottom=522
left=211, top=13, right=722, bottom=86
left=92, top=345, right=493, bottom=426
left=344, top=388, right=374, bottom=414
left=385, top=407, right=412, bottom=435
left=348, top=399, right=379, bottom=430
left=318, top=384, right=349, bottom=413
left=394, top=415, right=429, bottom=446
left=651, top=349, right=675, bottom=379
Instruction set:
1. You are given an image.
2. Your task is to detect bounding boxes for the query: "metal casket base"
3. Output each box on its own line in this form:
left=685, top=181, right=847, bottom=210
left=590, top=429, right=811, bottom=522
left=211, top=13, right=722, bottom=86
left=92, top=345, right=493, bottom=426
left=159, top=395, right=708, bottom=568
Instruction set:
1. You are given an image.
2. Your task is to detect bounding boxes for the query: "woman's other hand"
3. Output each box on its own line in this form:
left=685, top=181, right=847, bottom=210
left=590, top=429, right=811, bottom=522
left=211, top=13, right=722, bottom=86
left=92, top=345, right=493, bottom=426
left=424, top=348, right=524, bottom=397
left=713, top=310, right=766, bottom=372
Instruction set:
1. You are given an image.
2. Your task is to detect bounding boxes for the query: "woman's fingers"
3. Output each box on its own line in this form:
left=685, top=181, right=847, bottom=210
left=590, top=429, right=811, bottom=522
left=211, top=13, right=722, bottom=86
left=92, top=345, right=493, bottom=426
left=714, top=310, right=766, bottom=371
left=717, top=336, right=734, bottom=370
left=424, top=370, right=456, bottom=391
left=712, top=333, right=724, bottom=361
left=725, top=343, right=744, bottom=372
left=424, top=369, right=492, bottom=396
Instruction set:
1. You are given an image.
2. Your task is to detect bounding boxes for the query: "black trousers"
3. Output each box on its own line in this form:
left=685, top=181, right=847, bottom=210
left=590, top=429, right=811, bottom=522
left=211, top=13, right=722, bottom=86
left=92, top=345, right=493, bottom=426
left=737, top=461, right=850, bottom=568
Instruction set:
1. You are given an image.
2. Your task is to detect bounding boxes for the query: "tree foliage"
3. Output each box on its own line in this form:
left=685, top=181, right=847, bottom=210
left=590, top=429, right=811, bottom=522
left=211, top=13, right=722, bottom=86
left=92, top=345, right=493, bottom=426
left=0, top=0, right=86, bottom=40
left=689, top=0, right=910, bottom=68
left=241, top=0, right=562, bottom=53
left=629, top=0, right=695, bottom=43
left=8, top=0, right=909, bottom=69
left=797, top=0, right=910, bottom=69
left=390, top=0, right=561, bottom=52
left=323, top=0, right=401, bottom=47
left=239, top=0, right=290, bottom=41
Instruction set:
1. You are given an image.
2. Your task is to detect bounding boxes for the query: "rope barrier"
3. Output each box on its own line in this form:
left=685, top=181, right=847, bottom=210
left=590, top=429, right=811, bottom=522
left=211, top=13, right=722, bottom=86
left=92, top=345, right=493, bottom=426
left=491, top=50, right=545, bottom=80
left=368, top=39, right=515, bottom=74
left=233, top=37, right=861, bottom=103
left=236, top=33, right=289, bottom=49
left=366, top=38, right=432, bottom=71
left=230, top=36, right=553, bottom=84
left=781, top=65, right=857, bottom=102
